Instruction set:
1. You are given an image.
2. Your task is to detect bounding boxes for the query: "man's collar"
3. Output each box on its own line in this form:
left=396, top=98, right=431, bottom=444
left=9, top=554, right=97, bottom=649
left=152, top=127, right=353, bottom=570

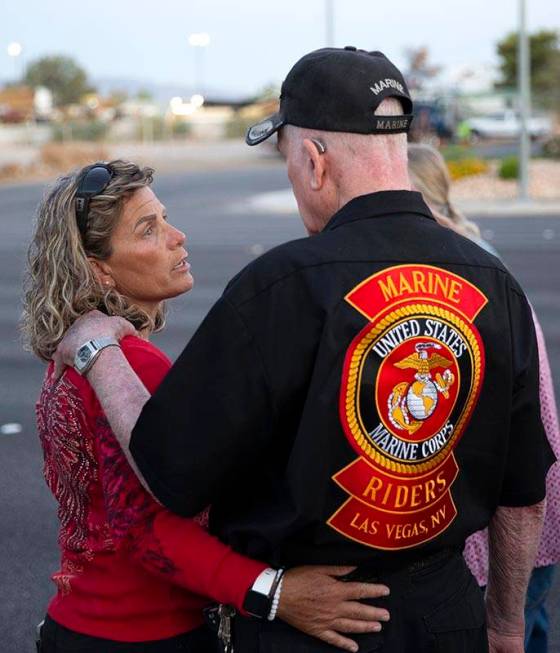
left=324, top=190, right=435, bottom=232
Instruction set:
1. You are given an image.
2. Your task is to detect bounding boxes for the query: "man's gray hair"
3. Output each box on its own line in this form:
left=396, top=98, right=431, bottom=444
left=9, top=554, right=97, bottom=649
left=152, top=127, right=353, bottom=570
left=284, top=97, right=407, bottom=157
left=327, top=97, right=407, bottom=155
left=282, top=97, right=410, bottom=192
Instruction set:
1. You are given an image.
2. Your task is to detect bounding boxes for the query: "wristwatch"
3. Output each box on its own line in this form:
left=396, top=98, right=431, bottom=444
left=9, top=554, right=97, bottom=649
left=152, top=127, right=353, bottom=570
left=74, top=337, right=121, bottom=376
left=242, top=568, right=284, bottom=619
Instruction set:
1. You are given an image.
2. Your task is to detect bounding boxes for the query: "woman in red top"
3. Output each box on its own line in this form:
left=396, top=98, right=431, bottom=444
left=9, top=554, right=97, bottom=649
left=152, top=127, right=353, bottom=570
left=22, top=161, right=388, bottom=653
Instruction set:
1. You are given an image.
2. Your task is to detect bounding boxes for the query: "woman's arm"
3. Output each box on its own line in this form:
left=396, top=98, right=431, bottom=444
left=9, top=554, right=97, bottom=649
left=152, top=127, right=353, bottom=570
left=90, top=338, right=391, bottom=651
left=97, top=415, right=266, bottom=609
left=96, top=422, right=390, bottom=652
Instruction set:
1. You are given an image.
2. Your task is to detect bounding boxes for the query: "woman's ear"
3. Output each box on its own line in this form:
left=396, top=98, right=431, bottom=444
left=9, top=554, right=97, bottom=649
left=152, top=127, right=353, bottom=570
left=302, top=138, right=327, bottom=191
left=88, top=258, right=115, bottom=289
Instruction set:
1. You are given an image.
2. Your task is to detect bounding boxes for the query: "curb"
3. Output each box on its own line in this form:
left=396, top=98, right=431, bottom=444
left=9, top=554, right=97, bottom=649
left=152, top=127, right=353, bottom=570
left=457, top=200, right=560, bottom=218
left=242, top=189, right=560, bottom=218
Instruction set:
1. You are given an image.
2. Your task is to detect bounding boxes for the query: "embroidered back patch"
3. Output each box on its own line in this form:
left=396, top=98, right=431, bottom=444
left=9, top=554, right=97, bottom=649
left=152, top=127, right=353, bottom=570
left=328, top=264, right=487, bottom=550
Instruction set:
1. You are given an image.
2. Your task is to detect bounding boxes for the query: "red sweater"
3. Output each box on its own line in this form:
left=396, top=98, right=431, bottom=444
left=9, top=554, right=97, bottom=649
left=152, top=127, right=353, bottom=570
left=36, top=336, right=266, bottom=642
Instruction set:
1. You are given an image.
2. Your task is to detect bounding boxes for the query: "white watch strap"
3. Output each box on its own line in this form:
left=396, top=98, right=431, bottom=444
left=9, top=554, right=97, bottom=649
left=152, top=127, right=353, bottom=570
left=251, top=567, right=277, bottom=596
left=267, top=575, right=284, bottom=621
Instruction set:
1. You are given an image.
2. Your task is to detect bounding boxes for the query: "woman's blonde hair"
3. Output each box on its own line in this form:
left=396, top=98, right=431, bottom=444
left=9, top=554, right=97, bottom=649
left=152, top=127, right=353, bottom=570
left=407, top=143, right=480, bottom=240
left=22, top=159, right=165, bottom=362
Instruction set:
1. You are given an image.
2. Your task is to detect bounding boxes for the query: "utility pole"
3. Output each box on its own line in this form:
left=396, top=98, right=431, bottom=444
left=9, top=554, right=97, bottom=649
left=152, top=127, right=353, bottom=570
left=325, top=0, right=335, bottom=47
left=7, top=42, right=23, bottom=83
left=188, top=32, right=211, bottom=97
left=518, top=0, right=530, bottom=200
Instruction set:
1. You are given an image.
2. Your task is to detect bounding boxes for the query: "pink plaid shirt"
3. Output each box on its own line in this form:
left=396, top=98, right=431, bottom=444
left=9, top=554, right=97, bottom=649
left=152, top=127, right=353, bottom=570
left=464, top=311, right=560, bottom=585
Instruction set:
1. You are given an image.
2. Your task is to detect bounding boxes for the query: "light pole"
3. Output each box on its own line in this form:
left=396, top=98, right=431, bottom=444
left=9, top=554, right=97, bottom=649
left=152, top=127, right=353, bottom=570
left=188, top=32, right=210, bottom=98
left=518, top=0, right=530, bottom=200
left=7, top=41, right=23, bottom=83
left=325, top=0, right=335, bottom=47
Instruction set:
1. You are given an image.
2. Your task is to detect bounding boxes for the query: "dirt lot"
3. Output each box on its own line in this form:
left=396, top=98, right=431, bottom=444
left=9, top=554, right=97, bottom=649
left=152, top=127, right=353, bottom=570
left=1, top=140, right=559, bottom=203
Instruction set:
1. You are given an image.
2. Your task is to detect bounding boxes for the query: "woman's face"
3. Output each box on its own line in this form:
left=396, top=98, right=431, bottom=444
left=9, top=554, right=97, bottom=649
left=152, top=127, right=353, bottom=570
left=99, top=186, right=193, bottom=316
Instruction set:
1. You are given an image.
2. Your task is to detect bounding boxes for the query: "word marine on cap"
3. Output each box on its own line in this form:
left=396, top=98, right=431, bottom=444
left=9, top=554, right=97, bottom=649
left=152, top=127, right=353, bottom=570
left=246, top=47, right=414, bottom=146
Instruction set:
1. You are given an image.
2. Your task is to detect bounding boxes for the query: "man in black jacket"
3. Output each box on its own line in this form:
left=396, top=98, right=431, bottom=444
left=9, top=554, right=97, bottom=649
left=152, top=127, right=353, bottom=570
left=55, top=48, right=554, bottom=653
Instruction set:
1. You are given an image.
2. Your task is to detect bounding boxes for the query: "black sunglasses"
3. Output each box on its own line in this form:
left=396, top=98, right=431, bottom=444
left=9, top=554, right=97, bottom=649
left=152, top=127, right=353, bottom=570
left=75, top=163, right=114, bottom=238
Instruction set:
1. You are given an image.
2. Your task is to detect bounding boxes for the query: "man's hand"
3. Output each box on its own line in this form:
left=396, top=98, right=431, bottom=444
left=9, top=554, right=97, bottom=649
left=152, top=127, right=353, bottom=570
left=278, top=566, right=390, bottom=653
left=53, top=309, right=136, bottom=377
left=487, top=627, right=525, bottom=653
left=51, top=309, right=149, bottom=492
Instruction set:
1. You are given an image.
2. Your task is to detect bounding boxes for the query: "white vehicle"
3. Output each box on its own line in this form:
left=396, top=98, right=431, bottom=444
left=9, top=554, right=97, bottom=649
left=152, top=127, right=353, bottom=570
left=466, top=110, right=552, bottom=140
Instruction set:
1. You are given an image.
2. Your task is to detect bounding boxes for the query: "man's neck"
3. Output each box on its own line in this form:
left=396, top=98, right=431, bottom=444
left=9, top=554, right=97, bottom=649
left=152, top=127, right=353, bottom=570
left=336, top=177, right=412, bottom=213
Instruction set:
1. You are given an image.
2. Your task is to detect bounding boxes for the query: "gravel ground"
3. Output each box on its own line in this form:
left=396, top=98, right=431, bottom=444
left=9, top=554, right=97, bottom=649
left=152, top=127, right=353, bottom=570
left=2, top=140, right=560, bottom=203
left=452, top=159, right=560, bottom=201
left=0, top=139, right=278, bottom=183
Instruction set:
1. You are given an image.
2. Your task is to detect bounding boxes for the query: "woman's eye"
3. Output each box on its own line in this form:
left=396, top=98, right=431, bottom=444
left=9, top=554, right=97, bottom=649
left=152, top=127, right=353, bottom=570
left=144, top=225, right=154, bottom=236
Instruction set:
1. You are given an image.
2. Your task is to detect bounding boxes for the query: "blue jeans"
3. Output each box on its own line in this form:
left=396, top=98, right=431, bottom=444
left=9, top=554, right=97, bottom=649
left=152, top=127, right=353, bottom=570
left=525, top=565, right=556, bottom=653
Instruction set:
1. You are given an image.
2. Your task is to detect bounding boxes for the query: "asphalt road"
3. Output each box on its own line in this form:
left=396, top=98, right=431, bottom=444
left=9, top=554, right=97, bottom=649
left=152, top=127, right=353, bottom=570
left=470, top=139, right=545, bottom=160
left=0, top=163, right=558, bottom=652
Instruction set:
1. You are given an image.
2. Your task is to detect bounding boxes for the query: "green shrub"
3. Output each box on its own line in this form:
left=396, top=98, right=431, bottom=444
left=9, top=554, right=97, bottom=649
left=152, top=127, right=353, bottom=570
left=52, top=120, right=109, bottom=142
left=447, top=158, right=489, bottom=180
left=225, top=115, right=254, bottom=139
left=172, top=120, right=191, bottom=137
left=135, top=116, right=171, bottom=141
left=542, top=135, right=560, bottom=160
left=440, top=145, right=478, bottom=162
left=499, top=156, right=520, bottom=180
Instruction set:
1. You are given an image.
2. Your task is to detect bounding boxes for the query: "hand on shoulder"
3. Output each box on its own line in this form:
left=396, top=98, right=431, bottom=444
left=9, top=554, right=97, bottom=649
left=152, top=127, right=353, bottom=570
left=52, top=310, right=136, bottom=378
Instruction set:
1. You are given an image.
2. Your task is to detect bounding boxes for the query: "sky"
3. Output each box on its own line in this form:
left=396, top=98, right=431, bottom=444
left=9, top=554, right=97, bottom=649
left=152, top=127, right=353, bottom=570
left=1, top=0, right=560, bottom=98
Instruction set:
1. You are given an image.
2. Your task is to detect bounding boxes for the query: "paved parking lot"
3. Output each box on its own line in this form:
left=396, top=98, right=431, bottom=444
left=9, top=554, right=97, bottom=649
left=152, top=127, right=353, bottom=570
left=0, top=164, right=558, bottom=651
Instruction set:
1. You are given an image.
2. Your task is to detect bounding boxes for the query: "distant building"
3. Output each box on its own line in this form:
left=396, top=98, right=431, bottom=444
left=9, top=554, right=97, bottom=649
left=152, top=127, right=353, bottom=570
left=0, top=85, right=53, bottom=123
left=0, top=86, right=34, bottom=122
left=167, top=96, right=276, bottom=140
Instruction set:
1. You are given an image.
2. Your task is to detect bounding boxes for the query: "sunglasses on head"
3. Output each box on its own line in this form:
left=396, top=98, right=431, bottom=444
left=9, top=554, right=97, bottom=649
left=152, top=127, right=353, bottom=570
left=75, top=163, right=114, bottom=238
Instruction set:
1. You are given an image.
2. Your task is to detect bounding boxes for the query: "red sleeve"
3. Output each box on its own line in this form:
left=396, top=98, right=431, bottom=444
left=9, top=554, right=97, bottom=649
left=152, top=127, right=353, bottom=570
left=95, top=337, right=266, bottom=610
left=120, top=335, right=173, bottom=393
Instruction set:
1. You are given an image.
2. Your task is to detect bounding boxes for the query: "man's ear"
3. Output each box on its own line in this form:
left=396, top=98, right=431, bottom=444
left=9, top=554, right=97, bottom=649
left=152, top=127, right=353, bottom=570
left=302, top=138, right=327, bottom=191
left=88, top=257, right=115, bottom=289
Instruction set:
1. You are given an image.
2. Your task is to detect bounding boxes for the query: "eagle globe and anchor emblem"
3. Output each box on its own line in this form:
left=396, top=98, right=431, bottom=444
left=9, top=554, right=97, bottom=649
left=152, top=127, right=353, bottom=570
left=387, top=342, right=455, bottom=436
left=329, top=264, right=488, bottom=550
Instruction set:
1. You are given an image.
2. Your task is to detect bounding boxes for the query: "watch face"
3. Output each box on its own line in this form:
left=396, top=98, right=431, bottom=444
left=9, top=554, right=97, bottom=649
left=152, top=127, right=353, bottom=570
left=243, top=590, right=272, bottom=619
left=77, top=345, right=92, bottom=366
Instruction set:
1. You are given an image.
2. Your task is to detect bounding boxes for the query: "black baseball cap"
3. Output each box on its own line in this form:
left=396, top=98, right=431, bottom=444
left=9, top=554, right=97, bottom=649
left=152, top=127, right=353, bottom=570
left=246, top=47, right=413, bottom=146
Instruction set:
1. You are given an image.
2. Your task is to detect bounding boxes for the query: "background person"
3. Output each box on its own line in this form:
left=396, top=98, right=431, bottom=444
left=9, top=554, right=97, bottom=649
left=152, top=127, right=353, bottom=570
left=408, top=142, right=560, bottom=653
left=52, top=49, right=554, bottom=653
left=22, top=159, right=392, bottom=653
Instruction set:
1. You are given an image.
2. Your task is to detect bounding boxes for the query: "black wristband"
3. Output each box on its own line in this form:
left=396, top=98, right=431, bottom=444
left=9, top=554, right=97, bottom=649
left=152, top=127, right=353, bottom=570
left=242, top=568, right=284, bottom=619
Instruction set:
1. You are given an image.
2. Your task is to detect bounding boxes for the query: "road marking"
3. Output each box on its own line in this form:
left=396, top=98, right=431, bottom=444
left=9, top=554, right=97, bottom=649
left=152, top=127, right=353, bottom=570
left=543, top=228, right=555, bottom=240
left=250, top=244, right=265, bottom=256
left=231, top=189, right=297, bottom=215
left=1, top=423, right=22, bottom=435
